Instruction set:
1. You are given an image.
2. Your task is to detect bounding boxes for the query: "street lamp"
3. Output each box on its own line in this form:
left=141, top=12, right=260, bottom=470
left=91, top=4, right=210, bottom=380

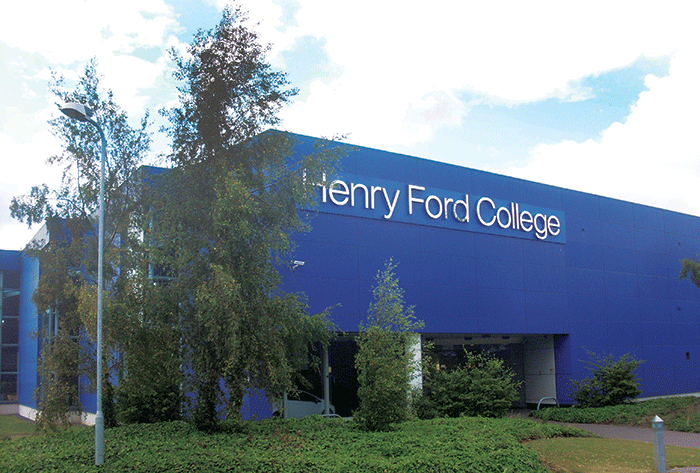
left=58, top=102, right=106, bottom=466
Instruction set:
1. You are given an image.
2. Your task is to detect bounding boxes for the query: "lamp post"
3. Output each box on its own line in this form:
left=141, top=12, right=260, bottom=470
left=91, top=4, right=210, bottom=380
left=58, top=102, right=106, bottom=466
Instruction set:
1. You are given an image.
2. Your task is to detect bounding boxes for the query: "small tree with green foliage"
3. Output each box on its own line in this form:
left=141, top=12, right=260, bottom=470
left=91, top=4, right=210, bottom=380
left=158, top=4, right=342, bottom=429
left=10, top=60, right=169, bottom=430
left=416, top=350, right=521, bottom=419
left=571, top=351, right=644, bottom=408
left=681, top=257, right=700, bottom=288
left=354, top=259, right=423, bottom=431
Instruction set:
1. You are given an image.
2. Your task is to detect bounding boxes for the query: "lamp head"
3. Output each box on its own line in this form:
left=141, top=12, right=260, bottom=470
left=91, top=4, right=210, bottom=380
left=59, top=102, right=94, bottom=122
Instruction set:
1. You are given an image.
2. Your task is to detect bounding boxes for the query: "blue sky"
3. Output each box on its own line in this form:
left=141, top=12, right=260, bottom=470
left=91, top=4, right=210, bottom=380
left=1, top=0, right=699, bottom=249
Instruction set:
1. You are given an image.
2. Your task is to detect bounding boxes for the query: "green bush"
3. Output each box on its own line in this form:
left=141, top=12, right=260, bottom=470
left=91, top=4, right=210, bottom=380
left=571, top=351, right=643, bottom=408
left=419, top=351, right=521, bottom=418
left=115, top=379, right=183, bottom=425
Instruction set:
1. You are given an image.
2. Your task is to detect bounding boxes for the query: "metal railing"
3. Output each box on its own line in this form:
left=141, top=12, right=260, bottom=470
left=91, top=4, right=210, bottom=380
left=537, top=396, right=559, bottom=410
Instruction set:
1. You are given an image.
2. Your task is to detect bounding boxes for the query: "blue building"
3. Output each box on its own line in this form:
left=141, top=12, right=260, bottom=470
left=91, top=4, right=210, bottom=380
left=4, top=132, right=700, bottom=420
left=0, top=247, right=39, bottom=419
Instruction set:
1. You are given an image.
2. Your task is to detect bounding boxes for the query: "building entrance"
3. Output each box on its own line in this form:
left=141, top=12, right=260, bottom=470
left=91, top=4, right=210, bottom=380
left=425, top=333, right=558, bottom=408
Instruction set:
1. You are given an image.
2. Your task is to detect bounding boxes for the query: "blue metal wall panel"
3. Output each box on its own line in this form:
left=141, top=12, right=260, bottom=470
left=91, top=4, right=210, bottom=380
left=473, top=233, right=524, bottom=262
left=0, top=250, right=21, bottom=270
left=634, top=204, right=666, bottom=230
left=10, top=132, right=700, bottom=412
left=600, top=197, right=636, bottom=226
left=470, top=169, right=522, bottom=202
left=283, top=133, right=700, bottom=402
left=640, top=299, right=671, bottom=323
left=476, top=258, right=524, bottom=291
left=525, top=291, right=568, bottom=333
left=415, top=158, right=473, bottom=191
left=602, top=246, right=638, bottom=273
left=518, top=180, right=563, bottom=209
left=565, top=215, right=602, bottom=245
left=419, top=226, right=475, bottom=257
left=565, top=242, right=604, bottom=270
left=17, top=254, right=39, bottom=408
left=476, top=288, right=527, bottom=333
left=635, top=228, right=666, bottom=254
left=637, top=252, right=670, bottom=277
left=522, top=240, right=565, bottom=266
left=561, top=189, right=600, bottom=218
left=602, top=222, right=637, bottom=250
left=523, top=263, right=566, bottom=294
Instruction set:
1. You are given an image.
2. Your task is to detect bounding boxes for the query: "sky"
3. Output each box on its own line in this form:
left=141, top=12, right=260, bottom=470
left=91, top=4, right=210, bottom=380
left=1, top=0, right=699, bottom=250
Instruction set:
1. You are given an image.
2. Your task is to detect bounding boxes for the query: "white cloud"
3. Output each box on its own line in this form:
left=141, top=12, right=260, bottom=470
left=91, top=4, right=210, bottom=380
left=3, top=0, right=700, bottom=254
left=251, top=2, right=681, bottom=149
left=0, top=0, right=183, bottom=115
left=0, top=123, right=62, bottom=250
left=244, top=0, right=700, bottom=218
left=496, top=46, right=700, bottom=216
left=0, top=0, right=186, bottom=248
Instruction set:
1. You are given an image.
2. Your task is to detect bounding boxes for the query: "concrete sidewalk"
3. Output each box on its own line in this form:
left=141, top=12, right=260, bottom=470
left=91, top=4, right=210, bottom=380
left=557, top=422, right=700, bottom=450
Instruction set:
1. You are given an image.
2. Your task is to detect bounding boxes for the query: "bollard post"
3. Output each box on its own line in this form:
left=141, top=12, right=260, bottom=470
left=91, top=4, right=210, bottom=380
left=652, top=415, right=666, bottom=473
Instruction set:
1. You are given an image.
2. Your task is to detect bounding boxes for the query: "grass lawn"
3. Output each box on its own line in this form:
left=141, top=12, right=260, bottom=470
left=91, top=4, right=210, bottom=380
left=531, top=396, right=700, bottom=432
left=531, top=437, right=700, bottom=473
left=528, top=397, right=700, bottom=471
left=0, top=415, right=35, bottom=439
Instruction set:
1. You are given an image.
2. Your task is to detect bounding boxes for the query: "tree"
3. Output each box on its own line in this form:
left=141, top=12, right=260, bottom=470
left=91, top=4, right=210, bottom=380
left=680, top=258, right=700, bottom=288
left=9, top=61, right=185, bottom=429
left=354, top=259, right=424, bottom=431
left=156, top=4, right=341, bottom=429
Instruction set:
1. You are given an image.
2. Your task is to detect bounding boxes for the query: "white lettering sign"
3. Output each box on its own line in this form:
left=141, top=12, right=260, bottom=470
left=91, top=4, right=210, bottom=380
left=316, top=175, right=565, bottom=243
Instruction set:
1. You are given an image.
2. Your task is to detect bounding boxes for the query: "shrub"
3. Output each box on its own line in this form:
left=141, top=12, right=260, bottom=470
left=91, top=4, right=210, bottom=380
left=115, top=379, right=183, bottom=425
left=571, top=351, right=644, bottom=408
left=419, top=350, right=521, bottom=418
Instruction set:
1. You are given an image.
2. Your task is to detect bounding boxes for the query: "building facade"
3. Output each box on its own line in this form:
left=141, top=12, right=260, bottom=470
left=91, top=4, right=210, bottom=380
left=4, top=133, right=700, bottom=420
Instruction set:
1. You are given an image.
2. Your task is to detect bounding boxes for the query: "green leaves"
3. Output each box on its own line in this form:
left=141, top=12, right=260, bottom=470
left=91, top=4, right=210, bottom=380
left=418, top=351, right=522, bottom=419
left=680, top=257, right=700, bottom=288
left=570, top=351, right=644, bottom=408
left=0, top=416, right=586, bottom=472
left=355, top=260, right=424, bottom=431
left=13, top=60, right=155, bottom=430
left=155, top=5, right=342, bottom=428
left=15, top=4, right=344, bottom=432
left=164, top=5, right=297, bottom=167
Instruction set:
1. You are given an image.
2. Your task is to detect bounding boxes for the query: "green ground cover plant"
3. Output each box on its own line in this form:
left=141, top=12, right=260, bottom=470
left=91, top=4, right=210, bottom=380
left=530, top=396, right=700, bottom=432
left=0, top=416, right=587, bottom=472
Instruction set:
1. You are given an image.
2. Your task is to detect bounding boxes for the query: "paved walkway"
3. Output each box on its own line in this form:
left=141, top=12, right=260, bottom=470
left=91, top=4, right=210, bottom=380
left=557, top=422, right=700, bottom=450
